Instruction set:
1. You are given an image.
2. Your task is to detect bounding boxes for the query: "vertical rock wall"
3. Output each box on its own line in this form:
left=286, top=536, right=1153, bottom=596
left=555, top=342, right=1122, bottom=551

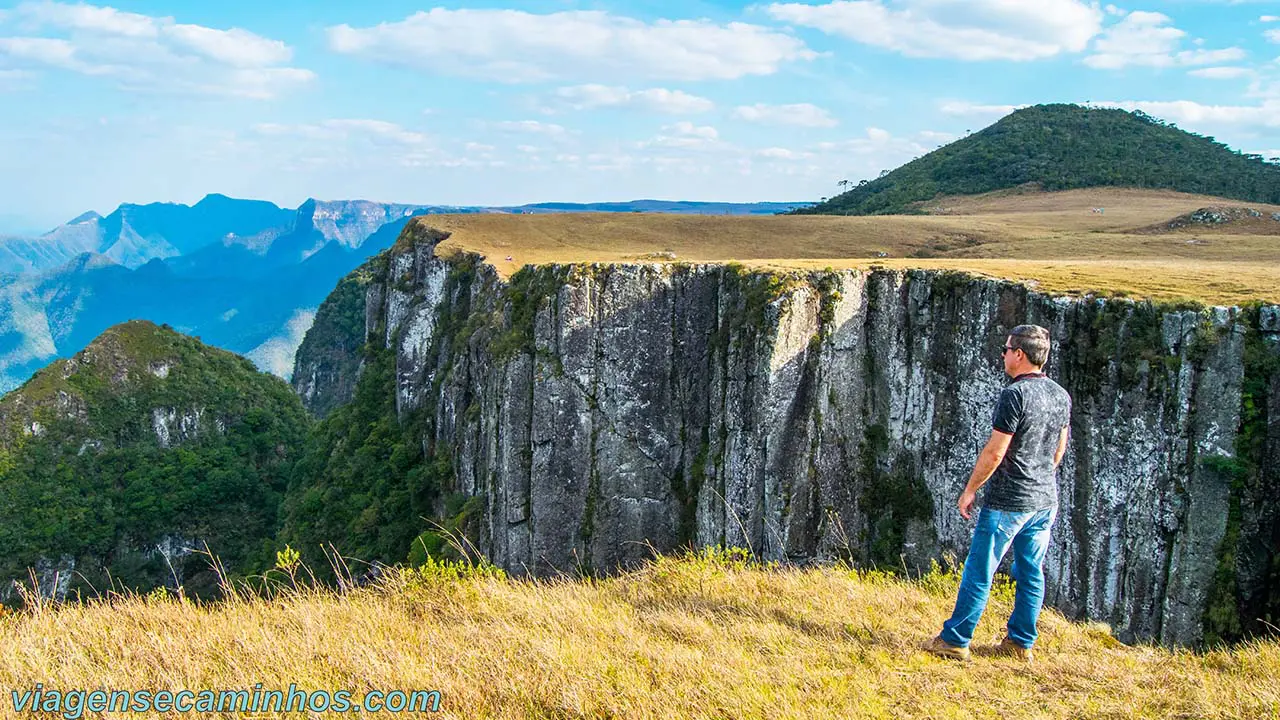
left=293, top=223, right=1279, bottom=646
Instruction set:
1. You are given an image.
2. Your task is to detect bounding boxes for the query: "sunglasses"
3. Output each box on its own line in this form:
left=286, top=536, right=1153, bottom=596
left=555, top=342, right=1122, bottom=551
left=1001, top=345, right=1019, bottom=356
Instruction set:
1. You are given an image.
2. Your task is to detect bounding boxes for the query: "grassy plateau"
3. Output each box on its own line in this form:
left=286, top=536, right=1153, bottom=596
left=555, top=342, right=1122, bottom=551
left=429, top=188, right=1280, bottom=306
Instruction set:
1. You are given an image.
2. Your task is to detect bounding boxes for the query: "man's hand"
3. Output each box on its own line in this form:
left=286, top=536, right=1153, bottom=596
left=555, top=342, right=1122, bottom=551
left=1054, top=425, right=1070, bottom=468
left=958, top=429, right=1013, bottom=521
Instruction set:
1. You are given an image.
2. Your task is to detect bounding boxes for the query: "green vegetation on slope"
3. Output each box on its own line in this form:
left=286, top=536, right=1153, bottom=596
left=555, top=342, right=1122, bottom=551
left=801, top=104, right=1280, bottom=215
left=281, top=250, right=480, bottom=576
left=0, top=320, right=310, bottom=597
left=288, top=254, right=378, bottom=419
left=1203, top=303, right=1280, bottom=646
left=281, top=337, right=448, bottom=573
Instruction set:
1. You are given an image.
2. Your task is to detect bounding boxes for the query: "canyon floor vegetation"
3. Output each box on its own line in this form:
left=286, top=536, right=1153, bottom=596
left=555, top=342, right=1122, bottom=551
left=432, top=188, right=1280, bottom=306
left=2, top=548, right=1276, bottom=719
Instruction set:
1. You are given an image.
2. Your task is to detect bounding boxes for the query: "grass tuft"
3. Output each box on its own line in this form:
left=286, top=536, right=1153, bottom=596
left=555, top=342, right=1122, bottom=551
left=2, top=549, right=1276, bottom=719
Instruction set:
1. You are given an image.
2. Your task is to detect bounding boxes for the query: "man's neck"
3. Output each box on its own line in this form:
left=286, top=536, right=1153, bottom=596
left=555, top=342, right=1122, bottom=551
left=1011, top=368, right=1046, bottom=381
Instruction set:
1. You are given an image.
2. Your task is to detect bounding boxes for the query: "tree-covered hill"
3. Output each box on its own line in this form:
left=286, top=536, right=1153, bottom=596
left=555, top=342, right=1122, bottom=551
left=801, top=104, right=1280, bottom=215
left=0, top=320, right=311, bottom=598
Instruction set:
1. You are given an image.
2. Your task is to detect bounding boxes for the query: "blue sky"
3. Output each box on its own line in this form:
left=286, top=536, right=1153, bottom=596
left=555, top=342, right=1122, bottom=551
left=0, top=0, right=1277, bottom=232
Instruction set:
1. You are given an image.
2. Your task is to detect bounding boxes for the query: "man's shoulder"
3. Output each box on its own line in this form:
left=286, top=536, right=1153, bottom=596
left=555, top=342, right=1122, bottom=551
left=1010, top=375, right=1072, bottom=407
left=1043, top=376, right=1071, bottom=402
left=1015, top=374, right=1069, bottom=393
left=1034, top=374, right=1069, bottom=393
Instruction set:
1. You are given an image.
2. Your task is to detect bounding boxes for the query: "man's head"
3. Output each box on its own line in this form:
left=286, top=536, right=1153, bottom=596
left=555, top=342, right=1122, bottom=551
left=1002, top=324, right=1051, bottom=376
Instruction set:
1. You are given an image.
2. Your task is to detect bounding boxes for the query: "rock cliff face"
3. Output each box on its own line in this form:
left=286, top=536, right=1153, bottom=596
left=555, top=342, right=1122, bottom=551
left=301, top=200, right=427, bottom=250
left=293, top=220, right=1279, bottom=647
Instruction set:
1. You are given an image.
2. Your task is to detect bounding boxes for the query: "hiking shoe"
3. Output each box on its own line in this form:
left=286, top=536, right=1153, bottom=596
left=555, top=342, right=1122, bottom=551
left=992, top=637, right=1033, bottom=663
left=922, top=635, right=971, bottom=661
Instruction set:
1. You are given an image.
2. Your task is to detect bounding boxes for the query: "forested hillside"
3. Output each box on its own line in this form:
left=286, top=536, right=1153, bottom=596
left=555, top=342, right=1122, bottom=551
left=0, top=321, right=310, bottom=597
left=801, top=104, right=1280, bottom=215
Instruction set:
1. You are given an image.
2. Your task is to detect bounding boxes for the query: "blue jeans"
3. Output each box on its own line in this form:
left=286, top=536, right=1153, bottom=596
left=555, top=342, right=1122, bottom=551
left=940, top=505, right=1057, bottom=649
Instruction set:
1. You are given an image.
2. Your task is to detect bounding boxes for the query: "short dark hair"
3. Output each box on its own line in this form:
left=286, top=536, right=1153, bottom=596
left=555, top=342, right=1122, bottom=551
left=1008, top=324, right=1051, bottom=367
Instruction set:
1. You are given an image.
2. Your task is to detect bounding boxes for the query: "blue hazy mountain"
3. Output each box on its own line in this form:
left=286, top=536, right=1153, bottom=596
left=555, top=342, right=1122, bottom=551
left=0, top=195, right=808, bottom=392
left=0, top=195, right=297, bottom=274
left=0, top=197, right=445, bottom=391
left=0, top=197, right=809, bottom=275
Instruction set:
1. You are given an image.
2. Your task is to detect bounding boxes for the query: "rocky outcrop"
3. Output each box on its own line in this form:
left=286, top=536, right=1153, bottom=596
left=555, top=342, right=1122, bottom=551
left=0, top=534, right=198, bottom=604
left=302, top=200, right=427, bottom=250
left=1147, top=206, right=1280, bottom=234
left=294, top=220, right=1280, bottom=647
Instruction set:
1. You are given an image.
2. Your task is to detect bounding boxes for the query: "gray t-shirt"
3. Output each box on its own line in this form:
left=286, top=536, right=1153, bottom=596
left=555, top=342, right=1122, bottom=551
left=984, top=372, right=1072, bottom=512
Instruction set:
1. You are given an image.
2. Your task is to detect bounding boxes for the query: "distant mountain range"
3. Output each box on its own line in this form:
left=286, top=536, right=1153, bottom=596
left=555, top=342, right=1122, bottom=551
left=514, top=200, right=807, bottom=214
left=800, top=104, right=1280, bottom=216
left=0, top=196, right=809, bottom=391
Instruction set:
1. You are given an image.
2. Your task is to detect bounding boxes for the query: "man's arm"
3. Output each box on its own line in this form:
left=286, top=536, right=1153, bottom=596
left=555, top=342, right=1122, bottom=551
left=1053, top=425, right=1070, bottom=468
left=957, top=429, right=1013, bottom=520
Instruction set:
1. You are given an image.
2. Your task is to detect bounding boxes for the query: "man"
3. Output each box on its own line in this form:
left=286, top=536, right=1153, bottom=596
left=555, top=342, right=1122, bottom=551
left=923, top=324, right=1072, bottom=663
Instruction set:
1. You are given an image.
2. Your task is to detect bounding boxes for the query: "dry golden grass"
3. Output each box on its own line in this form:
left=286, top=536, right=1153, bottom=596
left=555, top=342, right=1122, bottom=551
left=2, top=552, right=1277, bottom=719
left=428, top=189, right=1280, bottom=305
left=738, top=259, right=1280, bottom=307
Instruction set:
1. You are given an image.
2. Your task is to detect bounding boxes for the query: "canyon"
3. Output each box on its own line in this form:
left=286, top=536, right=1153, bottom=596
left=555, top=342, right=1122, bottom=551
left=292, top=220, right=1280, bottom=647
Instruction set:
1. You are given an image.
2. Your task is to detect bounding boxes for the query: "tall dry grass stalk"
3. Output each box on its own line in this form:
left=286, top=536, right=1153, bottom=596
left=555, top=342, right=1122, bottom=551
left=1, top=548, right=1277, bottom=719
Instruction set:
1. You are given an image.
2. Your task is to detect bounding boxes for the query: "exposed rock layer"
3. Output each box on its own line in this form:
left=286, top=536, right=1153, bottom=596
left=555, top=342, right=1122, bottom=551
left=294, top=221, right=1279, bottom=647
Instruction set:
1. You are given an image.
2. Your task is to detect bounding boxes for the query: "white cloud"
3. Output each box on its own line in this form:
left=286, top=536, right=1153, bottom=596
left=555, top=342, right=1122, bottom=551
left=731, top=102, right=838, bottom=127
left=11, top=1, right=157, bottom=37
left=218, top=68, right=314, bottom=100
left=916, top=129, right=959, bottom=145
left=1176, top=48, right=1249, bottom=64
left=322, top=119, right=428, bottom=145
left=669, top=122, right=718, bottom=140
left=938, top=100, right=1027, bottom=118
left=246, top=119, right=515, bottom=173
left=756, top=147, right=812, bottom=159
left=640, top=121, right=724, bottom=151
left=253, top=119, right=430, bottom=146
left=1084, top=11, right=1245, bottom=69
left=1248, top=78, right=1280, bottom=99
left=162, top=24, right=291, bottom=67
left=801, top=127, right=935, bottom=181
left=547, top=84, right=714, bottom=114
left=1262, top=15, right=1279, bottom=22
left=492, top=120, right=571, bottom=137
left=0, top=36, right=111, bottom=73
left=1097, top=99, right=1280, bottom=129
left=1188, top=66, right=1253, bottom=79
left=1266, top=28, right=1280, bottom=43
left=0, top=2, right=311, bottom=98
left=327, top=9, right=815, bottom=82
left=767, top=0, right=1103, bottom=61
